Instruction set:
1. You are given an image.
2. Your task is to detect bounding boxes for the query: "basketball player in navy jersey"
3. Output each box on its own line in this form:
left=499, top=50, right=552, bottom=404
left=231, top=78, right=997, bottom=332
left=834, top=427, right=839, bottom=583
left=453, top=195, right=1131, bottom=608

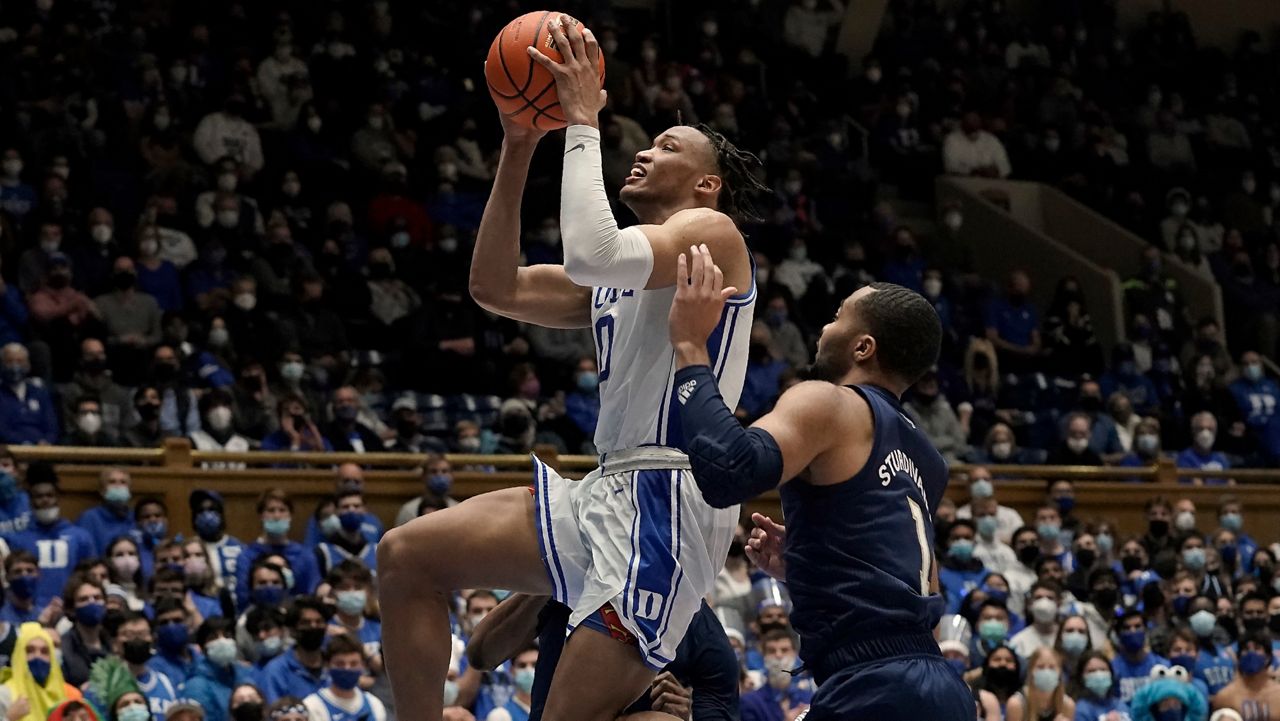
left=667, top=246, right=974, bottom=720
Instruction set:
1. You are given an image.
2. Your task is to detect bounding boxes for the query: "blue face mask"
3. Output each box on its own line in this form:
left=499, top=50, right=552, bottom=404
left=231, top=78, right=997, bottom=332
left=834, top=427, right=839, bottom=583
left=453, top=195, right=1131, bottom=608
left=1060, top=630, right=1088, bottom=655
left=0, top=470, right=16, bottom=503
left=1240, top=650, right=1270, bottom=676
left=1083, top=670, right=1112, bottom=697
left=1182, top=547, right=1206, bottom=571
left=252, top=586, right=285, bottom=607
left=1220, top=512, right=1243, bottom=532
left=427, top=474, right=452, bottom=495
left=336, top=590, right=366, bottom=616
left=948, top=539, right=975, bottom=561
left=1119, top=629, right=1146, bottom=653
left=320, top=514, right=341, bottom=537
left=263, top=517, right=290, bottom=536
left=1055, top=496, right=1075, bottom=515
left=156, top=622, right=190, bottom=654
left=76, top=601, right=106, bottom=626
left=143, top=520, right=168, bottom=540
left=194, top=510, right=223, bottom=540
left=104, top=486, right=131, bottom=505
left=118, top=705, right=150, bottom=721
left=1169, top=653, right=1197, bottom=673
left=1038, top=523, right=1060, bottom=542
left=1032, top=668, right=1059, bottom=692
left=1096, top=533, right=1114, bottom=554
left=514, top=667, right=536, bottom=694
left=26, top=657, right=51, bottom=686
left=1219, top=543, right=1238, bottom=564
left=976, top=515, right=999, bottom=539
left=338, top=511, right=363, bottom=532
left=1189, top=610, right=1217, bottom=637
left=978, top=619, right=1008, bottom=643
left=576, top=372, right=599, bottom=393
left=330, top=667, right=363, bottom=691
left=945, top=657, right=968, bottom=676
left=1172, top=595, right=1192, bottom=617
left=979, top=584, right=1008, bottom=604
left=9, top=574, right=38, bottom=600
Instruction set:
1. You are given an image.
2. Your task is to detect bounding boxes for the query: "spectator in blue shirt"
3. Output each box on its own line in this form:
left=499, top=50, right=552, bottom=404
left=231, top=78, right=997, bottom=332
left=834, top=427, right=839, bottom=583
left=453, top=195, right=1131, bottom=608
left=1228, top=350, right=1280, bottom=431
left=303, top=466, right=383, bottom=547
left=261, top=394, right=333, bottom=453
left=7, top=468, right=96, bottom=606
left=1217, top=495, right=1258, bottom=576
left=1118, top=417, right=1165, bottom=468
left=135, top=225, right=184, bottom=312
left=1072, top=651, right=1130, bottom=721
left=111, top=611, right=180, bottom=721
left=1111, top=608, right=1169, bottom=704
left=739, top=630, right=814, bottom=721
left=563, top=357, right=601, bottom=452
left=984, top=269, right=1041, bottom=374
left=180, top=617, right=258, bottom=721
left=1176, top=412, right=1230, bottom=484
left=0, top=551, right=46, bottom=626
left=1099, top=343, right=1161, bottom=417
left=260, top=597, right=329, bottom=702
left=237, top=488, right=321, bottom=608
left=77, top=467, right=138, bottom=555
left=0, top=447, right=32, bottom=535
left=939, top=519, right=987, bottom=614
left=879, top=226, right=925, bottom=293
left=0, top=263, right=28, bottom=347
left=0, top=342, right=59, bottom=445
left=191, top=489, right=246, bottom=599
left=739, top=324, right=789, bottom=419
left=315, top=491, right=378, bottom=577
left=149, top=597, right=199, bottom=686
left=326, top=561, right=382, bottom=676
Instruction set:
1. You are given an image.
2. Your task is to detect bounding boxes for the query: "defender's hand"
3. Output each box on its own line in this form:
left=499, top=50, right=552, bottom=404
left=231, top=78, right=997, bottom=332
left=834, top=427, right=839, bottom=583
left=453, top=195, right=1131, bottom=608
left=746, top=512, right=787, bottom=581
left=669, top=244, right=737, bottom=366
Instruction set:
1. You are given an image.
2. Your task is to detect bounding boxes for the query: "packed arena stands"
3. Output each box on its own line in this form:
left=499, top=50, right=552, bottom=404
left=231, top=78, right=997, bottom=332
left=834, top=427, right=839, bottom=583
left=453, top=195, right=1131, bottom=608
left=1, top=0, right=1280, bottom=719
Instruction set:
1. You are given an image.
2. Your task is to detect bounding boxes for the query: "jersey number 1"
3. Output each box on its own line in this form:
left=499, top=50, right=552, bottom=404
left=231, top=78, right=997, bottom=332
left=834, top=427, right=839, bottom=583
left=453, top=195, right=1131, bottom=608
left=906, top=497, right=930, bottom=595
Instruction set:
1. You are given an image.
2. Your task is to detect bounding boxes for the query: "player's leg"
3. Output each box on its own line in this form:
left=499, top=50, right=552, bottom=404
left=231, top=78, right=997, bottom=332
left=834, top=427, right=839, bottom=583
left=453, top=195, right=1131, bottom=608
left=377, top=487, right=551, bottom=721
left=540, top=625, right=658, bottom=721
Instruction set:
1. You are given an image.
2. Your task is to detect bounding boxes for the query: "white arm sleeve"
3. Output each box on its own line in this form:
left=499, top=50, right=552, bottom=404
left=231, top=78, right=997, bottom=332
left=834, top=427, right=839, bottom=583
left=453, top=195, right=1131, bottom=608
left=560, top=125, right=654, bottom=289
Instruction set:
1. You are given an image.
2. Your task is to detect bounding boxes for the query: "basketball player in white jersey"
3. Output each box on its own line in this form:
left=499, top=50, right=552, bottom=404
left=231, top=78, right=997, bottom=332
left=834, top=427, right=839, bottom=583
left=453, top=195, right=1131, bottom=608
left=379, top=15, right=763, bottom=721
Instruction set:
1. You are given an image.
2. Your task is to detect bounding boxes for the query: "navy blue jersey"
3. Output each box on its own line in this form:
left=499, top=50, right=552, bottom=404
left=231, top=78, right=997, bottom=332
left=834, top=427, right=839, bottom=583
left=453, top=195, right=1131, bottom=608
left=780, top=384, right=949, bottom=672
left=530, top=600, right=740, bottom=721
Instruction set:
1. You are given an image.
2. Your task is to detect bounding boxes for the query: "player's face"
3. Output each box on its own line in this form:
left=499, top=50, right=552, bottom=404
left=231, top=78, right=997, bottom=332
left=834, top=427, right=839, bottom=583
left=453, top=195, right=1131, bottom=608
left=619, top=127, right=719, bottom=212
left=812, top=289, right=872, bottom=383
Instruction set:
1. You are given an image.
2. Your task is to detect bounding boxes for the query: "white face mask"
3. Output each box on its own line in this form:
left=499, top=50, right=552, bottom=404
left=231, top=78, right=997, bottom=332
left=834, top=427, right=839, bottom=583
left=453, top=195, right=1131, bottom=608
left=307, top=116, right=323, bottom=133
left=206, top=406, right=233, bottom=432
left=91, top=224, right=113, bottom=245
left=2, top=159, right=23, bottom=178
left=1067, top=437, right=1089, bottom=454
left=216, top=210, right=240, bottom=229
left=368, top=115, right=385, bottom=131
left=944, top=211, right=963, bottom=230
left=217, top=173, right=238, bottom=193
left=153, top=112, right=171, bottom=130
left=923, top=278, right=943, bottom=298
left=991, top=441, right=1013, bottom=460
left=1194, top=428, right=1215, bottom=450
left=77, top=412, right=103, bottom=435
left=208, top=327, right=229, bottom=346
left=1174, top=510, right=1196, bottom=532
left=234, top=292, right=257, bottom=311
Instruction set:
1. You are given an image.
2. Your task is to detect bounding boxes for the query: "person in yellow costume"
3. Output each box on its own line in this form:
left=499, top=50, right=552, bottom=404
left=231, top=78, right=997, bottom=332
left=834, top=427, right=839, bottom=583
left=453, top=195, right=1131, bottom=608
left=0, top=622, right=84, bottom=721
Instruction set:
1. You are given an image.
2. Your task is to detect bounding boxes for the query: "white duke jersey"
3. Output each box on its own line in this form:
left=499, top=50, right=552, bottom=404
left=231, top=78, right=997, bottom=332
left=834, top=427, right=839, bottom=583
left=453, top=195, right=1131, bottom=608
left=589, top=273, right=755, bottom=455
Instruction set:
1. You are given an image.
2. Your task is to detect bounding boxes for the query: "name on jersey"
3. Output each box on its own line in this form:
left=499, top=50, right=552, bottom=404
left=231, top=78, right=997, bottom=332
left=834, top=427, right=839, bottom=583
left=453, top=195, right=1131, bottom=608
left=877, top=449, right=928, bottom=511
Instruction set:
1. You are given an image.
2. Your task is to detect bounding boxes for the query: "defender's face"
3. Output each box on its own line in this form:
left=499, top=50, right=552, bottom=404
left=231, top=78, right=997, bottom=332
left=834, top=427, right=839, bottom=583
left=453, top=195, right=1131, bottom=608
left=813, top=289, right=871, bottom=382
left=619, top=126, right=716, bottom=207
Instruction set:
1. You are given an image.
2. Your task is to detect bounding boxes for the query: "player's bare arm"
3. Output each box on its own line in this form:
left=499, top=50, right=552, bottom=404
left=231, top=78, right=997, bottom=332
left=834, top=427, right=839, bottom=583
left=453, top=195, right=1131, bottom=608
left=465, top=593, right=548, bottom=671
left=530, top=16, right=751, bottom=295
left=468, top=110, right=592, bottom=329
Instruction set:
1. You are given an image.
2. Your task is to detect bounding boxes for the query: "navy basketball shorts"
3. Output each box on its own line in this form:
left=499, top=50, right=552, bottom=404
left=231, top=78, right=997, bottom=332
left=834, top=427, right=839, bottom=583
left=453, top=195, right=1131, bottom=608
left=802, top=655, right=976, bottom=720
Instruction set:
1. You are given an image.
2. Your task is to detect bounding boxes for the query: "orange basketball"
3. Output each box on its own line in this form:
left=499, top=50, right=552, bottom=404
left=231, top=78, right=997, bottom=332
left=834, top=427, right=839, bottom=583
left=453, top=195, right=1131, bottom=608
left=485, top=11, right=606, bottom=131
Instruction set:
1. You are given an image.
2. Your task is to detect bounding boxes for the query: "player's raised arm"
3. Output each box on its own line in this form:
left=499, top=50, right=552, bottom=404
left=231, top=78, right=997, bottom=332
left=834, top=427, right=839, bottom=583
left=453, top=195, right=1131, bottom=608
left=528, top=16, right=753, bottom=293
left=668, top=245, right=848, bottom=508
left=468, top=90, right=592, bottom=329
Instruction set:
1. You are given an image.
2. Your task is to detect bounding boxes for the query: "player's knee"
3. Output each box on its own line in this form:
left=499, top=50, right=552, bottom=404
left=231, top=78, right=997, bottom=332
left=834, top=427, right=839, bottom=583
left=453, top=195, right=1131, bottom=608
left=376, top=526, right=417, bottom=580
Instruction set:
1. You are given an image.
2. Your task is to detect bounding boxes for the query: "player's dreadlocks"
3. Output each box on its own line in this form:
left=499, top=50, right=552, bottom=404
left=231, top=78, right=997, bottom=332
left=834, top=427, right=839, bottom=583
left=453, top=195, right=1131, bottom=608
left=695, top=124, right=770, bottom=225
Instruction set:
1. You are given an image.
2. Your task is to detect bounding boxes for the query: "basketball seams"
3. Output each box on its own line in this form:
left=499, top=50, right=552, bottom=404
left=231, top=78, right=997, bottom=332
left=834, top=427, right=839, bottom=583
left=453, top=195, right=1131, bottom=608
left=485, top=11, right=604, bottom=131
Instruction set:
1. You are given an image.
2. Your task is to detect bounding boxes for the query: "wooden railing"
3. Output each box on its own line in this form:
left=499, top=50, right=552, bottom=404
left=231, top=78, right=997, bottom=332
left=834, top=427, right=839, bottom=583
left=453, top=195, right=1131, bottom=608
left=9, top=442, right=1280, bottom=542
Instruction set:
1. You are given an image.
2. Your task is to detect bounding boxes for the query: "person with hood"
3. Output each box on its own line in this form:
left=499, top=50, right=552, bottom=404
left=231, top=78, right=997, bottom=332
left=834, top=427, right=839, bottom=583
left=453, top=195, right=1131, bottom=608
left=0, top=622, right=85, bottom=721
left=87, top=656, right=150, bottom=721
left=190, top=490, right=245, bottom=599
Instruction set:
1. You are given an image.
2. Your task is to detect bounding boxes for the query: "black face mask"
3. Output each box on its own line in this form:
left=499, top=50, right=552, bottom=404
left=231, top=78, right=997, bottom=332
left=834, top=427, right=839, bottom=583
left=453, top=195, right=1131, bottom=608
left=1076, top=549, right=1097, bottom=569
left=122, top=639, right=153, bottom=664
left=1079, top=396, right=1103, bottom=413
left=1121, top=555, right=1144, bottom=573
left=137, top=403, right=160, bottom=421
left=82, top=357, right=108, bottom=375
left=113, top=271, right=137, bottom=291
left=1269, top=613, right=1280, bottom=635
left=296, top=627, right=326, bottom=652
left=758, top=620, right=790, bottom=636
left=1148, top=519, right=1169, bottom=537
left=231, top=702, right=264, bottom=721
left=1091, top=586, right=1118, bottom=609
left=985, top=666, right=1020, bottom=693
left=1243, top=617, right=1267, bottom=633
left=1017, top=545, right=1040, bottom=566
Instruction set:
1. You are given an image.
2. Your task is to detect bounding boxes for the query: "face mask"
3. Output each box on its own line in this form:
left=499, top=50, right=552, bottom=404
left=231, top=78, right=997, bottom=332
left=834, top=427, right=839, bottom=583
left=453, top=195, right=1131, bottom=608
left=1091, top=587, right=1118, bottom=609
left=77, top=411, right=102, bottom=435
left=1246, top=363, right=1264, bottom=382
left=205, top=406, right=233, bottom=432
left=143, top=520, right=167, bottom=540
left=426, top=473, right=453, bottom=496
left=1018, top=545, right=1040, bottom=566
left=113, top=554, right=140, bottom=576
left=1121, top=555, right=1144, bottom=573
left=2, top=364, right=27, bottom=386
left=1136, top=434, right=1159, bottom=454
left=784, top=179, right=803, bottom=196
left=104, top=485, right=131, bottom=505
left=1095, top=532, right=1114, bottom=555
left=28, top=657, right=51, bottom=686
left=9, top=574, right=38, bottom=600
left=123, top=638, right=153, bottom=664
left=514, top=667, right=536, bottom=694
left=76, top=601, right=106, bottom=626
left=1171, top=202, right=1189, bottom=217
left=1244, top=616, right=1267, bottom=633
left=330, top=667, right=363, bottom=691
left=281, top=361, right=305, bottom=382
left=336, top=590, right=367, bottom=615
left=1174, top=511, right=1196, bottom=532
left=208, top=326, right=230, bottom=347
left=194, top=510, right=222, bottom=539
left=263, top=517, right=291, bottom=536
left=184, top=556, right=209, bottom=580
left=945, top=656, right=967, bottom=676
left=1083, top=669, right=1112, bottom=697
left=206, top=637, right=238, bottom=666
left=1240, top=650, right=1269, bottom=676
left=978, top=619, right=1008, bottom=642
left=217, top=173, right=238, bottom=193
left=576, top=371, right=600, bottom=393
left=232, top=702, right=264, bottom=721
left=1180, top=548, right=1206, bottom=573
left=985, top=666, right=1019, bottom=692
left=1075, top=549, right=1097, bottom=569
left=1067, top=437, right=1089, bottom=454
left=1119, top=629, right=1145, bottom=653
left=320, top=514, right=342, bottom=537
left=297, top=627, right=326, bottom=652
left=969, top=479, right=994, bottom=499
left=1061, top=630, right=1088, bottom=655
left=1189, top=609, right=1216, bottom=637
left=118, top=704, right=150, bottom=721
left=1031, top=667, right=1059, bottom=692
left=2, top=159, right=22, bottom=177
left=216, top=210, right=241, bottom=229
left=252, top=585, right=285, bottom=607
left=1220, top=512, right=1243, bottom=532
left=257, top=635, right=284, bottom=659
left=1149, top=519, right=1169, bottom=537
left=338, top=511, right=364, bottom=532
left=1172, top=595, right=1193, bottom=617
left=1030, top=597, right=1058, bottom=624
left=90, top=224, right=113, bottom=245
left=1168, top=652, right=1196, bottom=673
left=232, top=291, right=257, bottom=311
left=949, top=539, right=975, bottom=562
left=990, top=442, right=1012, bottom=460
left=1269, top=613, right=1280, bottom=634
left=944, top=211, right=963, bottom=231
left=976, top=515, right=998, bottom=539
left=367, top=115, right=385, bottom=131
left=1194, top=429, right=1215, bottom=450
left=1038, top=523, right=1060, bottom=542
left=923, top=278, right=943, bottom=298
left=40, top=237, right=60, bottom=254
left=458, top=436, right=481, bottom=453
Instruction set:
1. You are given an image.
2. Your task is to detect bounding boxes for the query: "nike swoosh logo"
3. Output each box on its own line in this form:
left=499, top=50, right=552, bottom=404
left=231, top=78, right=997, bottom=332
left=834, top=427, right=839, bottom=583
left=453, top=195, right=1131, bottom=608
left=566, top=143, right=585, bottom=155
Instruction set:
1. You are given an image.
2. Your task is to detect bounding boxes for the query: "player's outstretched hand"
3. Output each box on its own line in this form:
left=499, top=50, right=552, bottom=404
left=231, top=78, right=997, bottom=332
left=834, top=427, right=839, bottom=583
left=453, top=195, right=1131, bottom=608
left=527, top=14, right=606, bottom=128
left=669, top=244, right=738, bottom=359
left=746, top=512, right=787, bottom=581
